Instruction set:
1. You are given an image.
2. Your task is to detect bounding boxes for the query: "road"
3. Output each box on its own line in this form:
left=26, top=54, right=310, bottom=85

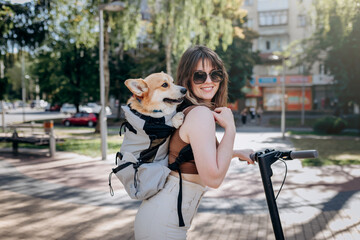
left=0, top=108, right=68, bottom=126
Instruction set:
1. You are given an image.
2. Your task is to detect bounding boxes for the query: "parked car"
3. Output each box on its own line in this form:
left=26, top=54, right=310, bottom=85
left=60, top=103, right=92, bottom=114
left=0, top=102, right=10, bottom=113
left=62, top=112, right=98, bottom=127
left=31, top=100, right=49, bottom=108
left=45, top=104, right=61, bottom=112
left=84, top=102, right=112, bottom=116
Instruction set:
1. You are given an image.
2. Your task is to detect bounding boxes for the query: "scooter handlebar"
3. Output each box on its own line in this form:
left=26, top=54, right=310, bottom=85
left=290, top=150, right=318, bottom=159
left=249, top=149, right=318, bottom=161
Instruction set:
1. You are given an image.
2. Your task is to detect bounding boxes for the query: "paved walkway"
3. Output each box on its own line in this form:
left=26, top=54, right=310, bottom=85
left=0, top=129, right=359, bottom=240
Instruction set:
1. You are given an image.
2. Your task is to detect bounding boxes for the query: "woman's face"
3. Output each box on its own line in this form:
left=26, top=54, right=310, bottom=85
left=190, top=59, right=220, bottom=103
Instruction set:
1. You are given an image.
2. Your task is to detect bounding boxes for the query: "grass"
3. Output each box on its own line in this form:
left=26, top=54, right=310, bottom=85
left=290, top=137, right=360, bottom=166
left=0, top=135, right=122, bottom=158
left=56, top=136, right=122, bottom=157
left=268, top=118, right=318, bottom=128
left=288, top=130, right=360, bottom=137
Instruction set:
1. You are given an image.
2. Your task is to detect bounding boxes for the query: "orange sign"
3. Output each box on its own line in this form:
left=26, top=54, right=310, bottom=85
left=286, top=88, right=312, bottom=110
left=285, top=75, right=312, bottom=85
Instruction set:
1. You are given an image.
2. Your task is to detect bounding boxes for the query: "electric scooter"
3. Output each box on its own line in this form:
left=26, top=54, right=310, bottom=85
left=250, top=149, right=318, bottom=240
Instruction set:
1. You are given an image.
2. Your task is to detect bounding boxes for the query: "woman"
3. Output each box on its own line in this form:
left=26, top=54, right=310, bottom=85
left=134, top=45, right=254, bottom=239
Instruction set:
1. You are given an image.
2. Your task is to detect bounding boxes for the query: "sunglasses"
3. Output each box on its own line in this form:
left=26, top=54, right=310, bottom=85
left=193, top=70, right=224, bottom=84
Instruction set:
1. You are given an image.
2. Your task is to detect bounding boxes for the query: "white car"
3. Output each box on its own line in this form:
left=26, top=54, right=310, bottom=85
left=60, top=103, right=93, bottom=114
left=60, top=104, right=76, bottom=114
left=84, top=102, right=112, bottom=116
left=0, top=102, right=10, bottom=113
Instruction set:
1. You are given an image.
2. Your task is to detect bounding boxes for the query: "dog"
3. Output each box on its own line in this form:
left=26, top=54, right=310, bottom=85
left=124, top=71, right=186, bottom=127
left=119, top=72, right=187, bottom=163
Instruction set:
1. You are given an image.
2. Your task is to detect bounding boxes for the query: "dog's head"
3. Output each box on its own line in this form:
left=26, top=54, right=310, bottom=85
left=125, top=72, right=187, bottom=116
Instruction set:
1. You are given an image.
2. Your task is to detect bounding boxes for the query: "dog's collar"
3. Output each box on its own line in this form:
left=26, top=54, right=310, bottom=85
left=128, top=104, right=163, bottom=119
left=152, top=109, right=162, bottom=113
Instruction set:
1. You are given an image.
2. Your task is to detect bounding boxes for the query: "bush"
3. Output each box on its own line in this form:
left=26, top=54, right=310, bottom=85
left=313, top=116, right=347, bottom=134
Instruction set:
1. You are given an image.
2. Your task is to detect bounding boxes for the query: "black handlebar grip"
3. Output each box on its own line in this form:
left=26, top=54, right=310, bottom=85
left=290, top=150, right=318, bottom=159
left=249, top=153, right=256, bottom=162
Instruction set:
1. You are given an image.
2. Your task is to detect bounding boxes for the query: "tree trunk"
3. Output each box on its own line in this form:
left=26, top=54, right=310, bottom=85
left=95, top=14, right=111, bottom=134
left=165, top=38, right=172, bottom=76
left=104, top=14, right=110, bottom=108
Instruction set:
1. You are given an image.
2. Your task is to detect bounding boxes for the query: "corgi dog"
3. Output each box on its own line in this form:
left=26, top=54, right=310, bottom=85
left=117, top=71, right=186, bottom=165
left=109, top=73, right=187, bottom=199
left=124, top=71, right=186, bottom=128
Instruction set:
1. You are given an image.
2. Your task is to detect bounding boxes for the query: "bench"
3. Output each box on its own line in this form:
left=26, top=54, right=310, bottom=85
left=0, top=121, right=62, bottom=156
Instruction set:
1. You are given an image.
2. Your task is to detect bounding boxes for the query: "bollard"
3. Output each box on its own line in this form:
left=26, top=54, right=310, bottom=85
left=44, top=120, right=56, bottom=157
left=12, top=130, right=18, bottom=155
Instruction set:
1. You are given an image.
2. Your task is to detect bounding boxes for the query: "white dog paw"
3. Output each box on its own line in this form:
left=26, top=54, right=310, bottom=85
left=172, top=112, right=184, bottom=129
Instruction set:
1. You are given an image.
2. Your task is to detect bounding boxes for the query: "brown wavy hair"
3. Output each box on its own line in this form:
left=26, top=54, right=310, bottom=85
left=176, top=45, right=228, bottom=110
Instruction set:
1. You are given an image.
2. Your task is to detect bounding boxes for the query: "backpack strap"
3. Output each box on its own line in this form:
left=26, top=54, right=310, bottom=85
left=168, top=144, right=194, bottom=227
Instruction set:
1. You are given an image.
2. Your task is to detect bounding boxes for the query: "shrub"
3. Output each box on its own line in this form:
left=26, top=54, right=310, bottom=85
left=313, top=116, right=347, bottom=134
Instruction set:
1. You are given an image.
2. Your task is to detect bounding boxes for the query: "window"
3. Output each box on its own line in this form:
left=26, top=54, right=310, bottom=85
left=244, top=0, right=253, bottom=6
left=266, top=41, right=271, bottom=50
left=259, top=10, right=288, bottom=26
left=244, top=18, right=253, bottom=28
left=298, top=15, right=306, bottom=27
left=319, top=64, right=329, bottom=74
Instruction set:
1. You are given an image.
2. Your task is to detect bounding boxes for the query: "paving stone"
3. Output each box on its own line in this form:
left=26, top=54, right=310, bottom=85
left=1, top=129, right=359, bottom=240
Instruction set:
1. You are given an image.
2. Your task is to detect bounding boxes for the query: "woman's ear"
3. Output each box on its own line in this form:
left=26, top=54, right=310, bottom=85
left=125, top=78, right=149, bottom=97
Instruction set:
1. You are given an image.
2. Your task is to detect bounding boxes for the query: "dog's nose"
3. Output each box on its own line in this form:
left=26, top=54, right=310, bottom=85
left=180, top=87, right=187, bottom=94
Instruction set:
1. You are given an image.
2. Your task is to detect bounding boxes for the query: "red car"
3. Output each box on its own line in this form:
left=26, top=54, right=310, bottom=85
left=62, top=112, right=98, bottom=127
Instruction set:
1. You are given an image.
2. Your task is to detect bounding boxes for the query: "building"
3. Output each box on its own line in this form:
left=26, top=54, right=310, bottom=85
left=242, top=0, right=336, bottom=112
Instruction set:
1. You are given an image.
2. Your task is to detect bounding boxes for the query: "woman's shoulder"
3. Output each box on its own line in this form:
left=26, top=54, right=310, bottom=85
left=180, top=106, right=215, bottom=142
left=184, top=106, right=213, bottom=123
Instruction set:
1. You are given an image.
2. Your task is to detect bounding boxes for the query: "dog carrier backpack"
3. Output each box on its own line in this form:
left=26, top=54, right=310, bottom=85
left=108, top=104, right=176, bottom=200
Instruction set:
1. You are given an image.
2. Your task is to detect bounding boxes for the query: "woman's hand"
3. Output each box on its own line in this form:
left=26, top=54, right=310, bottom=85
left=212, top=107, right=235, bottom=132
left=233, top=149, right=255, bottom=165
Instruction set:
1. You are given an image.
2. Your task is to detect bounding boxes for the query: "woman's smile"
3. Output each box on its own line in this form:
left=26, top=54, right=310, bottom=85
left=191, top=60, right=220, bottom=102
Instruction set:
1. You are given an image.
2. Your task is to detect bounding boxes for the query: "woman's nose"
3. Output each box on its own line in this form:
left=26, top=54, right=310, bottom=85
left=204, top=74, right=212, bottom=83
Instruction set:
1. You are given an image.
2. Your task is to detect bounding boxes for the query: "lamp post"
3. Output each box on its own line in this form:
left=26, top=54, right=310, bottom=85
left=269, top=54, right=286, bottom=139
left=99, top=1, right=125, bottom=160
left=21, top=55, right=26, bottom=123
left=281, top=58, right=286, bottom=139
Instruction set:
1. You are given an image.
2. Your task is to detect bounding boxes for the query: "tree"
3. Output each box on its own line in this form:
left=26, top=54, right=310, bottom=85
left=216, top=28, right=260, bottom=103
left=102, top=0, right=142, bottom=107
left=294, top=0, right=360, bottom=108
left=31, top=44, right=99, bottom=107
left=147, top=0, right=247, bottom=76
left=0, top=0, right=50, bottom=100
left=0, top=0, right=50, bottom=52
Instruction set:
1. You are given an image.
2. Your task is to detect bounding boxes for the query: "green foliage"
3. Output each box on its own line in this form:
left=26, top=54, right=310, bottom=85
left=295, top=0, right=360, bottom=106
left=110, top=0, right=143, bottom=51
left=0, top=1, right=50, bottom=51
left=216, top=28, right=260, bottom=103
left=313, top=116, right=347, bottom=134
left=50, top=0, right=99, bottom=48
left=31, top=44, right=99, bottom=105
left=147, top=0, right=247, bottom=75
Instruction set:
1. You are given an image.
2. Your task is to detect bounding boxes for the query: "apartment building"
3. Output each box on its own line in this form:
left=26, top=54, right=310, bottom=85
left=242, top=0, right=335, bottom=111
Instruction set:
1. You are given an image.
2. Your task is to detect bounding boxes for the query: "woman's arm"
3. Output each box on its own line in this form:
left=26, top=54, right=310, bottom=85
left=233, top=149, right=255, bottom=165
left=179, top=106, right=236, bottom=189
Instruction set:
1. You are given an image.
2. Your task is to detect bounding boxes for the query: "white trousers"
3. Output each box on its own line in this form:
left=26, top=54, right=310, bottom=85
left=134, top=175, right=206, bottom=240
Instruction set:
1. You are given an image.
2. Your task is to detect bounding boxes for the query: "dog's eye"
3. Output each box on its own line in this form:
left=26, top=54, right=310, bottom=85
left=162, top=83, right=168, bottom=88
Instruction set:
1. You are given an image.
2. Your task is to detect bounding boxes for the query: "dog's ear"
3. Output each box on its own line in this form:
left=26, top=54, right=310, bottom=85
left=125, top=79, right=148, bottom=97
